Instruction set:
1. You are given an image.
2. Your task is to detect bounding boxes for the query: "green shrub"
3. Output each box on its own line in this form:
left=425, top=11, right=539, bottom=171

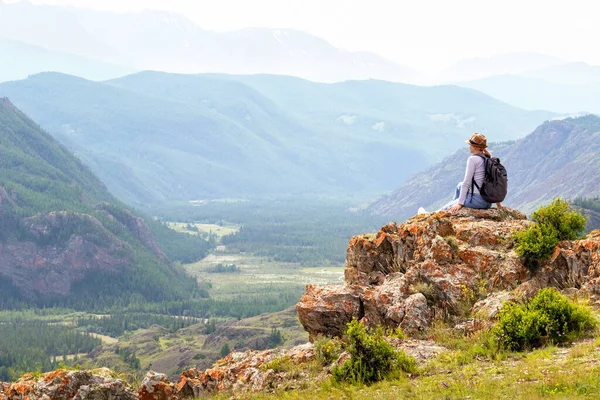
left=314, top=336, right=342, bottom=365
left=514, top=198, right=587, bottom=268
left=493, top=288, right=596, bottom=351
left=332, top=320, right=416, bottom=385
left=220, top=342, right=230, bottom=358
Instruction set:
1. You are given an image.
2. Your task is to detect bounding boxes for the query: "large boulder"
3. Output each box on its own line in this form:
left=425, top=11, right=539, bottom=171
left=297, top=208, right=600, bottom=339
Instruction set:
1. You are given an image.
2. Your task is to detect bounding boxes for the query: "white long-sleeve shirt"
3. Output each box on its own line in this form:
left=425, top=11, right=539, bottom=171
left=458, top=156, right=485, bottom=205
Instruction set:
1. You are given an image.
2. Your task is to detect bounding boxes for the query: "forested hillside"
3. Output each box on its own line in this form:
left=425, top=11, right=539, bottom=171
left=572, top=197, right=600, bottom=231
left=369, top=115, right=600, bottom=219
left=0, top=98, right=211, bottom=309
left=0, top=72, right=554, bottom=206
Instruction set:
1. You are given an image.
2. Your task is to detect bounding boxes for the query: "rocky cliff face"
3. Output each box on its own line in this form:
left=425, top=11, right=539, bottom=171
left=0, top=211, right=133, bottom=298
left=0, top=197, right=168, bottom=299
left=297, top=207, right=600, bottom=340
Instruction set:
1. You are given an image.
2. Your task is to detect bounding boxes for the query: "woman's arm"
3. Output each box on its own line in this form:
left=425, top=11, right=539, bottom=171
left=448, top=157, right=477, bottom=214
left=457, top=157, right=477, bottom=205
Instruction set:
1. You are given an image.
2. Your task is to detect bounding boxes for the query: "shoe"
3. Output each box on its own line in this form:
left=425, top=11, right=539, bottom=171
left=417, top=207, right=427, bottom=215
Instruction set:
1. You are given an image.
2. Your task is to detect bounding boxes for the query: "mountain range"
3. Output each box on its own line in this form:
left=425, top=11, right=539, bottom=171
left=436, top=52, right=568, bottom=83
left=457, top=72, right=600, bottom=114
left=4, top=0, right=600, bottom=92
left=0, top=72, right=554, bottom=206
left=368, top=115, right=600, bottom=219
left=0, top=1, right=420, bottom=84
left=0, top=36, right=136, bottom=82
left=0, top=98, right=206, bottom=307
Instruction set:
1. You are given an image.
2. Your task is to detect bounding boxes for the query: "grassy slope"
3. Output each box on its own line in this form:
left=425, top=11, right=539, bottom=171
left=230, top=340, right=600, bottom=399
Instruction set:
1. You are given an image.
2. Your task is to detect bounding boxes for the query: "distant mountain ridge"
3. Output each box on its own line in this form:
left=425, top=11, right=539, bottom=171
left=437, top=52, right=567, bottom=83
left=0, top=1, right=420, bottom=83
left=368, top=115, right=600, bottom=219
left=458, top=74, right=600, bottom=114
left=0, top=72, right=555, bottom=205
left=0, top=36, right=137, bottom=82
left=0, top=98, right=201, bottom=307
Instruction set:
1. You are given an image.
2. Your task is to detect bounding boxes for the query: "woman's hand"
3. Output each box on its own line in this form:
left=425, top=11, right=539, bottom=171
left=448, top=204, right=463, bottom=214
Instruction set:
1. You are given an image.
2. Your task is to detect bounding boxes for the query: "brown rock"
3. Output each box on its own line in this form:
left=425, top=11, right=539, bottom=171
left=471, top=291, right=516, bottom=320
left=173, top=344, right=315, bottom=395
left=1, top=382, right=9, bottom=400
left=139, top=371, right=178, bottom=400
left=4, top=368, right=136, bottom=400
left=296, top=284, right=364, bottom=341
left=399, top=293, right=430, bottom=334
left=297, top=207, right=600, bottom=340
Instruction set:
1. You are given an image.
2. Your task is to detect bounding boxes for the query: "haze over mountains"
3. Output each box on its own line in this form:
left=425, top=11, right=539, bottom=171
left=0, top=71, right=554, bottom=206
left=0, top=1, right=420, bottom=84
left=435, top=52, right=568, bottom=83
left=3, top=0, right=600, bottom=93
left=369, top=115, right=600, bottom=219
left=0, top=37, right=137, bottom=82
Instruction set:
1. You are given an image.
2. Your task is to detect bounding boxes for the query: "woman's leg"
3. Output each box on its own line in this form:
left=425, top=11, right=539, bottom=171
left=453, top=182, right=461, bottom=200
left=463, top=194, right=491, bottom=210
left=438, top=183, right=463, bottom=211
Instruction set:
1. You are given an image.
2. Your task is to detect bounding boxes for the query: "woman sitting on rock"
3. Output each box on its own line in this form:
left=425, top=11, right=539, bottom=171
left=438, top=133, right=501, bottom=214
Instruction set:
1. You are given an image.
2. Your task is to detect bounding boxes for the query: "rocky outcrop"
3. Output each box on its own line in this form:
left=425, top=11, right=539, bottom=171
left=139, top=372, right=177, bottom=400
left=297, top=207, right=600, bottom=340
left=0, top=368, right=136, bottom=400
left=0, top=211, right=133, bottom=298
left=138, top=338, right=443, bottom=398
left=96, top=204, right=168, bottom=263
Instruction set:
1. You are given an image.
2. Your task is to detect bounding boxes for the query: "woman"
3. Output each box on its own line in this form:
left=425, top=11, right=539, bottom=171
left=439, top=132, right=499, bottom=214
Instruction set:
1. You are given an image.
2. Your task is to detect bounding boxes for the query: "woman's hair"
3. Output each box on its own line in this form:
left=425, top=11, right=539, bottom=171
left=482, top=148, right=492, bottom=158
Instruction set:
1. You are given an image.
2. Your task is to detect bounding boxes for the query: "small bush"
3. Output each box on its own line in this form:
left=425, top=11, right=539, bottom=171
left=332, top=320, right=416, bottom=385
left=314, top=336, right=342, bottom=365
left=514, top=198, right=587, bottom=268
left=493, top=288, right=596, bottom=351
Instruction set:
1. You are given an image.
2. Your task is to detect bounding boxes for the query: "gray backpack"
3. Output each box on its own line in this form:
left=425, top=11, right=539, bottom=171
left=471, top=154, right=508, bottom=203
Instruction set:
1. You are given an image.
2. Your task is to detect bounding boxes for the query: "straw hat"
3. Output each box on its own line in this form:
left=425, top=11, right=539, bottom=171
left=466, top=132, right=488, bottom=148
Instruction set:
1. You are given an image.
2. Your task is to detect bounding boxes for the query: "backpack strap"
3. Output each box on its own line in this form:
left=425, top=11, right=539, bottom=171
left=470, top=154, right=488, bottom=198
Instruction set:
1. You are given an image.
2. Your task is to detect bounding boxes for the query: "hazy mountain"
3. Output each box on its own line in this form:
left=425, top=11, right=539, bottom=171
left=0, top=98, right=203, bottom=306
left=0, top=1, right=121, bottom=62
left=0, top=37, right=136, bottom=83
left=214, top=74, right=554, bottom=156
left=458, top=75, right=600, bottom=113
left=520, top=62, right=600, bottom=85
left=0, top=72, right=554, bottom=205
left=368, top=115, right=600, bottom=219
left=437, top=52, right=566, bottom=83
left=0, top=1, right=420, bottom=83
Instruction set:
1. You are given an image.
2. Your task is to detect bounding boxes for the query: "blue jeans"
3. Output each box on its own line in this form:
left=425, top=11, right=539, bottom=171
left=440, top=182, right=491, bottom=211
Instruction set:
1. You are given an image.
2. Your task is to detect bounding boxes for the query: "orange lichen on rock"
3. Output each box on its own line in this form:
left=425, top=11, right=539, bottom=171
left=297, top=207, right=600, bottom=340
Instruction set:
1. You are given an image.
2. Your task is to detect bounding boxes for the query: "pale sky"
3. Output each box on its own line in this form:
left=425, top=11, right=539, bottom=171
left=12, top=0, right=600, bottom=73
